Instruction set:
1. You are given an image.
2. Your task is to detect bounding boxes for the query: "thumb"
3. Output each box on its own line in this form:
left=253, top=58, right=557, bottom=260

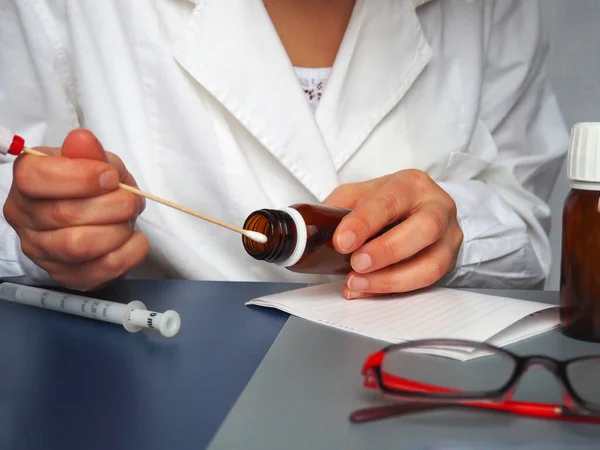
left=61, top=129, right=109, bottom=162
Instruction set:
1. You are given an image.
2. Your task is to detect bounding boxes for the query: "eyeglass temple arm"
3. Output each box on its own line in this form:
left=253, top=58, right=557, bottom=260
left=350, top=399, right=600, bottom=424
left=350, top=401, right=454, bottom=423
left=360, top=370, right=600, bottom=424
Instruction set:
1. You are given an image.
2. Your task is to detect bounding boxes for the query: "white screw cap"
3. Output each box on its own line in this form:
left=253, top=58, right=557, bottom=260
left=568, top=122, right=600, bottom=183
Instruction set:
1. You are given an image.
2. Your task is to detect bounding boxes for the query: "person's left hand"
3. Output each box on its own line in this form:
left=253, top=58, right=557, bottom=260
left=323, top=169, right=463, bottom=299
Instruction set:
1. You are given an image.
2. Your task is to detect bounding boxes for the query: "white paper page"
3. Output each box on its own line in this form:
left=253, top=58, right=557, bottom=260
left=246, top=282, right=559, bottom=360
left=457, top=308, right=561, bottom=361
left=489, top=307, right=560, bottom=347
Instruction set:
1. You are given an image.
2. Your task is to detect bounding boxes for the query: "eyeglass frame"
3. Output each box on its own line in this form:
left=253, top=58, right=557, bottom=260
left=357, top=338, right=600, bottom=421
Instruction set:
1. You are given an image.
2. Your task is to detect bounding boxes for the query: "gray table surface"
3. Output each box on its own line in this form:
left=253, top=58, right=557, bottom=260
left=209, top=289, right=600, bottom=450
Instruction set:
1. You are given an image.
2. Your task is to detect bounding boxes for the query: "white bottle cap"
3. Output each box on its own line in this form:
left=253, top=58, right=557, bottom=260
left=567, top=122, right=600, bottom=189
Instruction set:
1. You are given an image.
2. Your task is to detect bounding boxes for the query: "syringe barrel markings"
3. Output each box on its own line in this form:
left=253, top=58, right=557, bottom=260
left=13, top=284, right=127, bottom=325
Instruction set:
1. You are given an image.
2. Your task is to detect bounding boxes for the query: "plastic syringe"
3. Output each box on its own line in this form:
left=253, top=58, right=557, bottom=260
left=0, top=282, right=181, bottom=338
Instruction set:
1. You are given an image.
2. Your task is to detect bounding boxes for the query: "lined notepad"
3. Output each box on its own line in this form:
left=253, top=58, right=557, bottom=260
left=246, top=282, right=559, bottom=360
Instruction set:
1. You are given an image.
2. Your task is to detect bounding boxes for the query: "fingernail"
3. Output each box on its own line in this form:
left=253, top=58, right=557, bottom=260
left=352, top=253, right=372, bottom=272
left=338, top=231, right=357, bottom=252
left=347, top=275, right=368, bottom=291
left=99, top=170, right=119, bottom=189
left=346, top=290, right=362, bottom=300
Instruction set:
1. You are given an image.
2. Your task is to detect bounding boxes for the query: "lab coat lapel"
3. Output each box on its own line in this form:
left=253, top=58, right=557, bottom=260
left=315, top=0, right=433, bottom=171
left=170, top=0, right=339, bottom=201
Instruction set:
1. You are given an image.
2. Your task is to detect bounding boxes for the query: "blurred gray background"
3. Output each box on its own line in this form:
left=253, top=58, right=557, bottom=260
left=542, top=1, right=600, bottom=290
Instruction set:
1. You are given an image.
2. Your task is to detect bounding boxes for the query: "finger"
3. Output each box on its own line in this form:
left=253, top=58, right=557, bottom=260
left=322, top=176, right=390, bottom=209
left=29, top=222, right=135, bottom=264
left=13, top=129, right=122, bottom=200
left=2, top=186, right=28, bottom=231
left=61, top=128, right=110, bottom=162
left=13, top=154, right=120, bottom=200
left=106, top=151, right=132, bottom=184
left=106, top=151, right=145, bottom=213
left=342, top=285, right=378, bottom=300
left=23, top=189, right=142, bottom=230
left=46, top=231, right=150, bottom=292
left=332, top=178, right=415, bottom=254
left=345, top=235, right=459, bottom=294
left=349, top=201, right=449, bottom=274
left=26, top=133, right=128, bottom=183
left=46, top=131, right=130, bottom=184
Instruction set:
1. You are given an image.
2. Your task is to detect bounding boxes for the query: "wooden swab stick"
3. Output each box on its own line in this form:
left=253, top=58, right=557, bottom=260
left=21, top=147, right=268, bottom=244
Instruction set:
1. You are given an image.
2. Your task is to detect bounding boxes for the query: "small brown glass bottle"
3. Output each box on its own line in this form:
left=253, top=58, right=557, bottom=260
left=560, top=122, right=600, bottom=342
left=241, top=203, right=353, bottom=274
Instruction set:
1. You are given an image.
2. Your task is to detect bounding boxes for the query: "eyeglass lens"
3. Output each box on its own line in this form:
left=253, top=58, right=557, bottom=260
left=383, top=343, right=600, bottom=408
left=381, top=343, right=516, bottom=395
left=566, top=358, right=600, bottom=408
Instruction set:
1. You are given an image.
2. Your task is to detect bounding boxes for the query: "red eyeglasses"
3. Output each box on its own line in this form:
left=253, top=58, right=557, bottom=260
left=350, top=338, right=600, bottom=424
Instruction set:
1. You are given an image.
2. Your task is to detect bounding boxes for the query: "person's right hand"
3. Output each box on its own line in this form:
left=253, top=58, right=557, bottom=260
left=3, top=129, right=150, bottom=291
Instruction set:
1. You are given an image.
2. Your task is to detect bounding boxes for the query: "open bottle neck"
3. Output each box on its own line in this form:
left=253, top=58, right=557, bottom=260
left=277, top=207, right=307, bottom=267
left=242, top=207, right=307, bottom=266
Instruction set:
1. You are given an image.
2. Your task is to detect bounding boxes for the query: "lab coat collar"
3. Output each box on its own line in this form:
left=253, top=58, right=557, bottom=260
left=171, top=0, right=433, bottom=199
left=172, top=0, right=338, bottom=201
left=315, top=0, right=433, bottom=170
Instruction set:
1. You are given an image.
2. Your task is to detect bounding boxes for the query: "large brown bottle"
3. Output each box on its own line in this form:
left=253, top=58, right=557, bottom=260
left=241, top=203, right=353, bottom=274
left=560, top=122, right=600, bottom=342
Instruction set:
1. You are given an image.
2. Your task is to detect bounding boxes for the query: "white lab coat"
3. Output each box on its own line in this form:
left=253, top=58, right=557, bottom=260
left=0, top=0, right=568, bottom=289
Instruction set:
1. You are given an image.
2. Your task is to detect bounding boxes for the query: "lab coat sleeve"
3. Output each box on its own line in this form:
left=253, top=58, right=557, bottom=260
left=437, top=0, right=569, bottom=289
left=0, top=1, right=79, bottom=285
